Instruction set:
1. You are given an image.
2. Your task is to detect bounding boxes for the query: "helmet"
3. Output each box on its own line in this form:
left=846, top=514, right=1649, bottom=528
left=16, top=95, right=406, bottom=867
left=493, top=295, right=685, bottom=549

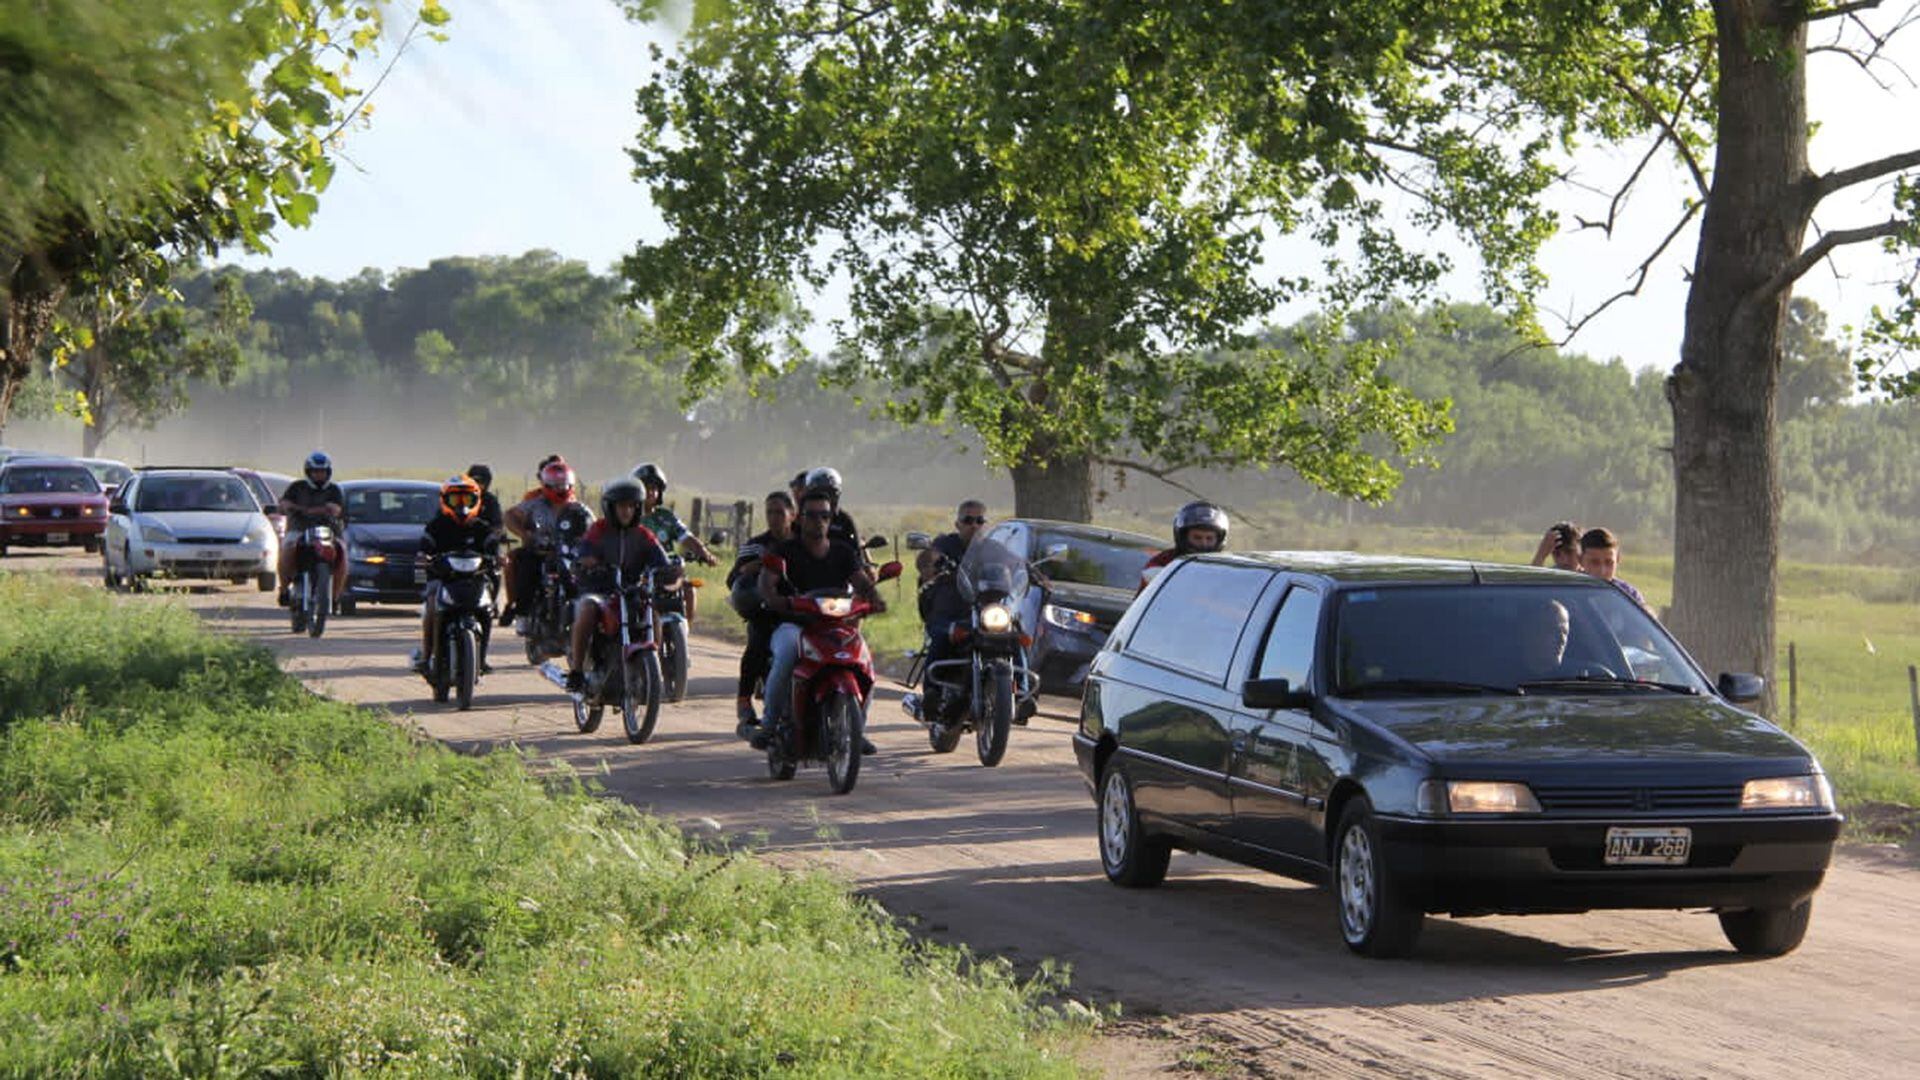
left=303, top=450, right=332, bottom=482
left=539, top=459, right=575, bottom=504
left=601, top=476, right=646, bottom=523
left=790, top=470, right=810, bottom=492
left=1173, top=501, right=1229, bottom=553
left=440, top=474, right=482, bottom=522
left=555, top=502, right=593, bottom=547
left=803, top=466, right=842, bottom=500
left=632, top=461, right=668, bottom=494
left=465, top=463, right=492, bottom=490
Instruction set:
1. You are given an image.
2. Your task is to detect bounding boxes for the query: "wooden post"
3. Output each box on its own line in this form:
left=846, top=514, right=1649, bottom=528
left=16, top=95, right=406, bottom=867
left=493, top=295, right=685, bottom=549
left=1910, top=664, right=1920, bottom=768
left=1787, top=642, right=1797, bottom=729
left=689, top=496, right=705, bottom=538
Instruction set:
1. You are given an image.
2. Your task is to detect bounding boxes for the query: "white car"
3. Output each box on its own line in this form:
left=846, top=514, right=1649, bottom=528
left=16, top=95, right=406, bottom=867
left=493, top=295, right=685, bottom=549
left=103, top=469, right=277, bottom=590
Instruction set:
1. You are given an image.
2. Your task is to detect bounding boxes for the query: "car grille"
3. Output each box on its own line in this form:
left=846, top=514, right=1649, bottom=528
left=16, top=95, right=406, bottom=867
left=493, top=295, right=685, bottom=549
left=175, top=535, right=245, bottom=545
left=1533, top=783, right=1743, bottom=814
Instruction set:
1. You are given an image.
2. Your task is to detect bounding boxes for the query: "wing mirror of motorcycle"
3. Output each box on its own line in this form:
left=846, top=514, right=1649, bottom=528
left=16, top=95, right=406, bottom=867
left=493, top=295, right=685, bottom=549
left=864, top=534, right=891, bottom=551
left=905, top=531, right=932, bottom=551
left=875, top=560, right=904, bottom=582
left=708, top=530, right=728, bottom=547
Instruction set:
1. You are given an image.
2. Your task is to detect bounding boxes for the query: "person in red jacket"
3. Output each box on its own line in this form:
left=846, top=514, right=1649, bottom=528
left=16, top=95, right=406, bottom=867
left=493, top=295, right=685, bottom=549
left=1139, top=502, right=1229, bottom=592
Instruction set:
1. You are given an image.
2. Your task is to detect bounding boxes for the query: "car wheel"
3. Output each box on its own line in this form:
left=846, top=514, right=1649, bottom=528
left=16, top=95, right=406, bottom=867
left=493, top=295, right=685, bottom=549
left=1719, top=898, right=1812, bottom=956
left=1098, top=759, right=1170, bottom=887
left=82, top=537, right=99, bottom=555
left=255, top=573, right=275, bottom=593
left=338, top=597, right=357, bottom=616
left=1333, top=797, right=1424, bottom=958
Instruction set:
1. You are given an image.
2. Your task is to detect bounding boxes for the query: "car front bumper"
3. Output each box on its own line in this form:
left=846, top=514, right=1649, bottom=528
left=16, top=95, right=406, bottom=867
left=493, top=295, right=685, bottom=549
left=1374, top=812, right=1843, bottom=914
left=345, top=556, right=427, bottom=604
left=129, top=539, right=273, bottom=579
left=1, top=519, right=106, bottom=545
left=1032, top=626, right=1110, bottom=694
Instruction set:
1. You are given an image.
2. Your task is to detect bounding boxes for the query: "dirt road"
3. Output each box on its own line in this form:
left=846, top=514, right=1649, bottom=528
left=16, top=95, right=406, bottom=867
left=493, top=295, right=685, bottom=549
left=27, top=551, right=1918, bottom=1078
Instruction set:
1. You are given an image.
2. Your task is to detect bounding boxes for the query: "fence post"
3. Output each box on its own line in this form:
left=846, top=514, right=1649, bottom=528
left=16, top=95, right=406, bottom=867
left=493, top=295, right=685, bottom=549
left=1787, top=642, right=1797, bottom=729
left=1910, top=664, right=1920, bottom=768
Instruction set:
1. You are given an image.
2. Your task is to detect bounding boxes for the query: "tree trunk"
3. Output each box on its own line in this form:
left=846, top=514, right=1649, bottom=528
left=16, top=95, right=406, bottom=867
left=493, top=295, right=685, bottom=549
left=1666, top=3, right=1811, bottom=716
left=1010, top=444, right=1093, bottom=522
left=1, top=269, right=68, bottom=442
left=81, top=418, right=107, bottom=458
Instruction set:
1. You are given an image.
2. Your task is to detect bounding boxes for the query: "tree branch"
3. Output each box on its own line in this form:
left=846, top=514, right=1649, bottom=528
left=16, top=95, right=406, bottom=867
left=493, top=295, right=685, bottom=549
left=1608, top=70, right=1710, bottom=200
left=1812, top=146, right=1920, bottom=199
left=1744, top=218, right=1908, bottom=309
left=1552, top=199, right=1703, bottom=345
left=1098, top=456, right=1277, bottom=532
left=1806, top=0, right=1886, bottom=23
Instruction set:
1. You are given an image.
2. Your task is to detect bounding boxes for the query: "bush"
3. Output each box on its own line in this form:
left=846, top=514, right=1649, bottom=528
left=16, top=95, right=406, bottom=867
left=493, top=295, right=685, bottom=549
left=0, top=575, right=1087, bottom=1076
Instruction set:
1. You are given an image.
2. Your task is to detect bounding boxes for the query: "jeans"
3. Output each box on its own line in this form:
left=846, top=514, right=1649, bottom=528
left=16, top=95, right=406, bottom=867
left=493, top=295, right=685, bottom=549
left=763, top=622, right=803, bottom=728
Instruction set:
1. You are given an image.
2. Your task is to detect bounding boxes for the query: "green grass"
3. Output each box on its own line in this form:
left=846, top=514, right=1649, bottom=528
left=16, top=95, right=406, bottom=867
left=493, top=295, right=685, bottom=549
left=0, top=574, right=1091, bottom=1076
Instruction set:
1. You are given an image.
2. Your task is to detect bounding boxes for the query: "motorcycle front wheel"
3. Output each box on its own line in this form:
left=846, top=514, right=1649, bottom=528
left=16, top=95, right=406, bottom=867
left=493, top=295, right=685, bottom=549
left=452, top=626, right=476, bottom=711
left=661, top=618, right=689, bottom=702
left=621, top=649, right=663, bottom=745
left=306, top=563, right=331, bottom=639
left=824, top=691, right=863, bottom=795
left=572, top=677, right=603, bottom=733
left=976, top=663, right=1014, bottom=767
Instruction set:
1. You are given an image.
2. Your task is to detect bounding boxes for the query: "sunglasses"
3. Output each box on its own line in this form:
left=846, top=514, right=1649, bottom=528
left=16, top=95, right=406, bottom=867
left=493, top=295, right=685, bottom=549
left=802, top=509, right=835, bottom=520
left=958, top=515, right=987, bottom=525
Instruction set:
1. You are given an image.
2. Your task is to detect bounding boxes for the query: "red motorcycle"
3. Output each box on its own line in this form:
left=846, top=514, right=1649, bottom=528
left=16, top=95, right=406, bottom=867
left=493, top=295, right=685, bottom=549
left=761, top=557, right=901, bottom=794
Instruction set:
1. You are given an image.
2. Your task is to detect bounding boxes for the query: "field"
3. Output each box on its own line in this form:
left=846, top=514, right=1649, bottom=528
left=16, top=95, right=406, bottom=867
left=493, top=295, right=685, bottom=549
left=0, top=574, right=1089, bottom=1075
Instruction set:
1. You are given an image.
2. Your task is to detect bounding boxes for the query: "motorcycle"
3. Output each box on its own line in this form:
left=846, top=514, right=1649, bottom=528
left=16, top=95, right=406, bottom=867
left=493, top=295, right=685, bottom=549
left=901, top=533, right=1042, bottom=766
left=289, top=522, right=341, bottom=638
left=419, top=550, right=494, bottom=710
left=761, top=555, right=903, bottom=794
left=552, top=564, right=665, bottom=745
left=652, top=554, right=710, bottom=704
left=520, top=505, right=591, bottom=665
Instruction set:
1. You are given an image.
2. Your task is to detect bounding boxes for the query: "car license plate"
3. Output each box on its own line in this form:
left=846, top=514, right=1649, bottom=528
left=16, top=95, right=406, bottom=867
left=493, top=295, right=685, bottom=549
left=46, top=532, right=69, bottom=543
left=1604, top=826, right=1692, bottom=866
left=199, top=550, right=222, bottom=560
left=414, top=567, right=427, bottom=584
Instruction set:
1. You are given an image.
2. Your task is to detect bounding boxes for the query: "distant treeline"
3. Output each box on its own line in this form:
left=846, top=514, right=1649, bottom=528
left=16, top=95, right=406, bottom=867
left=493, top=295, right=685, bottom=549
left=14, top=251, right=1916, bottom=560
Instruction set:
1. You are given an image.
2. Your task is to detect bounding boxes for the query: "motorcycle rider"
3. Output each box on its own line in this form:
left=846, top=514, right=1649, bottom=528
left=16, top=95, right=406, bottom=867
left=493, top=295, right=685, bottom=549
left=752, top=486, right=885, bottom=752
left=564, top=476, right=671, bottom=694
left=909, top=499, right=988, bottom=724
left=727, top=490, right=796, bottom=737
left=1139, top=501, right=1229, bottom=591
left=276, top=450, right=347, bottom=609
left=630, top=462, right=719, bottom=619
left=501, top=457, right=590, bottom=631
left=412, top=475, right=502, bottom=677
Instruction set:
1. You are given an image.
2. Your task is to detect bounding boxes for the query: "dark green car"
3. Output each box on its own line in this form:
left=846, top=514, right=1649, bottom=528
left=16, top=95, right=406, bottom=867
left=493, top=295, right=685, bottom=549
left=1074, top=552, right=1841, bottom=958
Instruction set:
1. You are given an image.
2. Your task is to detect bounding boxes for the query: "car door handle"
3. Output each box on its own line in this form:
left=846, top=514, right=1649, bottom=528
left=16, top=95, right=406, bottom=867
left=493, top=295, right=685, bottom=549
left=1230, top=732, right=1249, bottom=754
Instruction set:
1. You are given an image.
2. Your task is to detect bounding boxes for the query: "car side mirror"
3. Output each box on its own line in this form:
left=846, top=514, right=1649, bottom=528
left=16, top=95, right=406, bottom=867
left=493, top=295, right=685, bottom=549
left=1242, top=677, right=1313, bottom=711
left=108, top=500, right=127, bottom=516
left=864, top=534, right=891, bottom=550
left=1717, top=672, right=1765, bottom=705
left=905, top=531, right=932, bottom=551
left=876, top=560, right=903, bottom=582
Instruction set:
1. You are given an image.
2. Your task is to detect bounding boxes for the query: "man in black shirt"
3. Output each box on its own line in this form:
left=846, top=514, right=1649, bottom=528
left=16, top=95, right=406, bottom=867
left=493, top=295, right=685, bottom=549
left=466, top=463, right=504, bottom=530
left=727, top=490, right=796, bottom=737
left=753, top=488, right=883, bottom=749
left=413, top=475, right=502, bottom=675
left=912, top=498, right=988, bottom=722
left=277, top=450, right=347, bottom=608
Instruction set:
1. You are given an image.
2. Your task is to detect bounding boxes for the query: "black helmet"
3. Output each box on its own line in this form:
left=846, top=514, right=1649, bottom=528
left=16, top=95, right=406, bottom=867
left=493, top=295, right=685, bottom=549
left=632, top=461, right=668, bottom=493
left=1173, top=501, right=1229, bottom=553
left=465, top=463, right=492, bottom=490
left=556, top=502, right=593, bottom=545
left=601, top=476, right=646, bottom=522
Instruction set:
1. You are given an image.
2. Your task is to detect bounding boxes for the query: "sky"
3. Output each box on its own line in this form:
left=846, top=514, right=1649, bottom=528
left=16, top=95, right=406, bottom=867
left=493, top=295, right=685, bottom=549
left=235, top=0, right=1920, bottom=376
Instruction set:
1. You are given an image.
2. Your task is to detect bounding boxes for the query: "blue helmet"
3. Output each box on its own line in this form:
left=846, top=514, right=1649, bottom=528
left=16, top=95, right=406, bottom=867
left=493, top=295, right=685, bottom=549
left=303, top=451, right=332, bottom=482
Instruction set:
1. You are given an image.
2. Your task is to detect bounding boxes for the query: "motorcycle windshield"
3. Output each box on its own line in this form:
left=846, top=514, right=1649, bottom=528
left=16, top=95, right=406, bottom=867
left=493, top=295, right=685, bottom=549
left=957, top=537, right=1028, bottom=603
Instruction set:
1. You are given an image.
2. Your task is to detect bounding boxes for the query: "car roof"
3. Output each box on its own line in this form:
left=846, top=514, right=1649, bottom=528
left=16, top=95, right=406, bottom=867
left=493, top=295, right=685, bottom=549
left=1, top=456, right=88, bottom=468
left=129, top=468, right=250, bottom=479
left=341, top=478, right=441, bottom=491
left=1006, top=518, right=1162, bottom=547
left=1190, top=550, right=1608, bottom=587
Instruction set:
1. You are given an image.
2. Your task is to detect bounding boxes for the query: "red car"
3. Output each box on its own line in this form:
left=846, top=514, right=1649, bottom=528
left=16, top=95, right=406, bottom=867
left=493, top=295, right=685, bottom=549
left=0, top=457, right=110, bottom=556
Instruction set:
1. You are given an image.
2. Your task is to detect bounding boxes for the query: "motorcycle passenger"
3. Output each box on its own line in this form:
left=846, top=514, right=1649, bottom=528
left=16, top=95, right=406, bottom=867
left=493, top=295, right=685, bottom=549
left=466, top=463, right=505, bottom=530
left=753, top=487, right=885, bottom=752
left=630, top=462, right=719, bottom=618
left=277, top=451, right=347, bottom=608
left=502, top=457, right=590, bottom=631
left=1140, top=501, right=1229, bottom=591
left=564, top=477, right=671, bottom=694
left=801, top=466, right=866, bottom=555
left=412, top=475, right=502, bottom=677
left=727, top=490, right=796, bottom=737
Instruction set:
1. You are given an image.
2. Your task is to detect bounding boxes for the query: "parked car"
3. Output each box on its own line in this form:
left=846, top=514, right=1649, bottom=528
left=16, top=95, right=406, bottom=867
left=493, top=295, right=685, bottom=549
left=75, top=457, right=135, bottom=501
left=102, top=468, right=276, bottom=590
left=1075, top=552, right=1841, bottom=958
left=338, top=478, right=442, bottom=613
left=966, top=519, right=1161, bottom=694
left=0, top=457, right=110, bottom=556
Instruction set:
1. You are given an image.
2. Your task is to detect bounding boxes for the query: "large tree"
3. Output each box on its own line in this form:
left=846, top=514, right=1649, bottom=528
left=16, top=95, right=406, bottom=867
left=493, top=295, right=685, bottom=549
left=620, top=0, right=1458, bottom=519
left=0, top=0, right=451, bottom=439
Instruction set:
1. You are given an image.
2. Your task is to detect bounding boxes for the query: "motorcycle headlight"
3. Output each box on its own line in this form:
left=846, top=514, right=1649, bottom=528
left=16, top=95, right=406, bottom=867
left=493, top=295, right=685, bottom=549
left=1042, top=603, right=1096, bottom=630
left=447, top=554, right=484, bottom=574
left=1741, top=774, right=1833, bottom=811
left=979, top=603, right=1014, bottom=633
left=818, top=597, right=853, bottom=618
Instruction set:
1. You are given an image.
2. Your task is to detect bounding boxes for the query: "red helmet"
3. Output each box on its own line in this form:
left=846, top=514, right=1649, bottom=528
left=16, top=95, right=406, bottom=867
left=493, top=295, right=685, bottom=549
left=539, top=460, right=575, bottom=505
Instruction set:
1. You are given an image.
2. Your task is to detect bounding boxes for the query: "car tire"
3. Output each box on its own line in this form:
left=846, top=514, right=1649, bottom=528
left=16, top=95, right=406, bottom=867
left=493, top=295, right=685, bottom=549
left=1098, top=759, right=1171, bottom=888
left=338, top=597, right=357, bottom=616
left=255, top=573, right=275, bottom=593
left=1332, top=796, right=1424, bottom=958
left=1719, top=898, right=1812, bottom=956
left=82, top=537, right=99, bottom=555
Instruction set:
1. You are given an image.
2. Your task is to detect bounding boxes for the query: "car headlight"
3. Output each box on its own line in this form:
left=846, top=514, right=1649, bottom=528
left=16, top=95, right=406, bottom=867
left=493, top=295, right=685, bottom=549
left=1741, top=774, right=1833, bottom=811
left=1041, top=603, right=1097, bottom=630
left=979, top=602, right=1014, bottom=633
left=246, top=521, right=272, bottom=545
left=1422, top=780, right=1542, bottom=815
left=138, top=516, right=176, bottom=542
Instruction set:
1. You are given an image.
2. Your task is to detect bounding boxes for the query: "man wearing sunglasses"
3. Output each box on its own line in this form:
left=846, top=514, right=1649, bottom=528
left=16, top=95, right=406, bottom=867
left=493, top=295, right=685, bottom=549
left=908, top=499, right=990, bottom=726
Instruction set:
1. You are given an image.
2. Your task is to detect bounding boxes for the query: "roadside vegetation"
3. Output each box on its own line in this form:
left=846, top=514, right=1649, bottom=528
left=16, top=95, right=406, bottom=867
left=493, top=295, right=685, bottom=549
left=0, top=575, right=1088, bottom=1075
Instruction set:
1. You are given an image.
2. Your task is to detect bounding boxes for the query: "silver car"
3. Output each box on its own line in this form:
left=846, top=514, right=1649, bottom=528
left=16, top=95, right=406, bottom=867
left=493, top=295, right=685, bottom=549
left=103, top=469, right=276, bottom=590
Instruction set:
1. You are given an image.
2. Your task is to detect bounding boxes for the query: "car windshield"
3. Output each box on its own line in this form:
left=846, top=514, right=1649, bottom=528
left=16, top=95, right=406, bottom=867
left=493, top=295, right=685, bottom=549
left=346, top=487, right=439, bottom=525
left=83, top=462, right=131, bottom=487
left=1032, top=529, right=1159, bottom=589
left=133, top=475, right=255, bottom=513
left=238, top=473, right=275, bottom=510
left=0, top=466, right=99, bottom=495
left=1331, top=583, right=1711, bottom=696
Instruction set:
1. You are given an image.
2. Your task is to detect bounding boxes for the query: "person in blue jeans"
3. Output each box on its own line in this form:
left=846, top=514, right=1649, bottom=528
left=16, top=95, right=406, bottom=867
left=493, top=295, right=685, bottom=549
left=753, top=488, right=884, bottom=753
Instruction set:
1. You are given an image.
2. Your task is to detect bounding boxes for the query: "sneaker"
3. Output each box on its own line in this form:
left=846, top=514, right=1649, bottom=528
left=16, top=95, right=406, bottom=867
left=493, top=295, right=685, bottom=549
left=276, top=587, right=291, bottom=608
left=748, top=725, right=772, bottom=751
left=860, top=737, right=878, bottom=756
left=410, top=648, right=430, bottom=676
left=497, top=606, right=515, bottom=628
left=515, top=616, right=531, bottom=636
left=564, top=669, right=585, bottom=694
left=901, top=692, right=924, bottom=723
left=1015, top=697, right=1038, bottom=725
left=478, top=658, right=494, bottom=676
left=735, top=704, right=760, bottom=741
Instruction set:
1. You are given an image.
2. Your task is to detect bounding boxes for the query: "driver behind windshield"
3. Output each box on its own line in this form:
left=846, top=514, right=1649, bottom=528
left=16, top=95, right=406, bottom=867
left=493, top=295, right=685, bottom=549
left=1517, top=598, right=1578, bottom=681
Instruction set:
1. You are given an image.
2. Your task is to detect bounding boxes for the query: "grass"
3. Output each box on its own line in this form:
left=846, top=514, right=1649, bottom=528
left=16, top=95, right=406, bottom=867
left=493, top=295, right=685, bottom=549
left=0, top=573, right=1091, bottom=1076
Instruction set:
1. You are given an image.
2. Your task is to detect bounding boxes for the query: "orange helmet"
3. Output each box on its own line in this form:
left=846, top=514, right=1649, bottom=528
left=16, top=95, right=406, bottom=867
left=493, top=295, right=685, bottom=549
left=440, top=474, right=482, bottom=522
left=538, top=459, right=575, bottom=505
